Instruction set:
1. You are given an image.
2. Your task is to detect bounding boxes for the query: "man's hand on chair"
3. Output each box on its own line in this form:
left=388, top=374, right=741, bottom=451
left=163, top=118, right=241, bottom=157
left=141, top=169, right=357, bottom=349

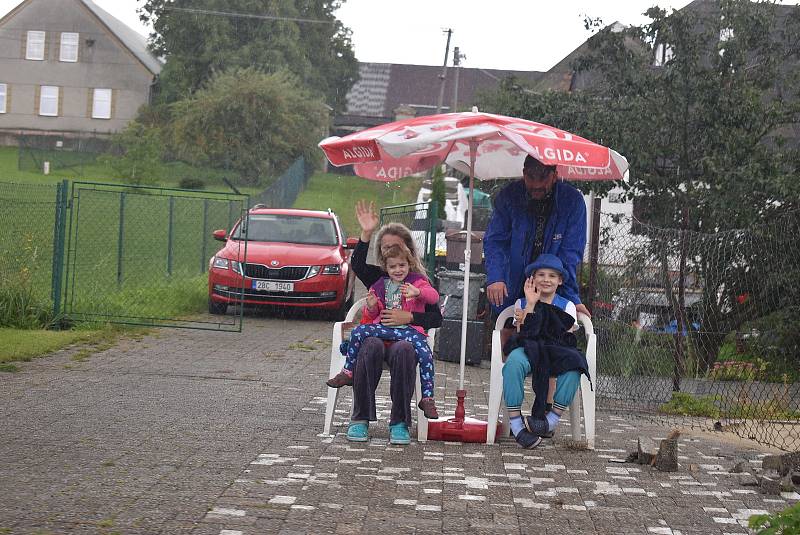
left=576, top=303, right=591, bottom=318
left=380, top=308, right=412, bottom=326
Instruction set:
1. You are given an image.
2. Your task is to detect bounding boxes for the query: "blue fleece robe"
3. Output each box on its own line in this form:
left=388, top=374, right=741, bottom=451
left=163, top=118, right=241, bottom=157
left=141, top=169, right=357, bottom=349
left=483, top=180, right=587, bottom=312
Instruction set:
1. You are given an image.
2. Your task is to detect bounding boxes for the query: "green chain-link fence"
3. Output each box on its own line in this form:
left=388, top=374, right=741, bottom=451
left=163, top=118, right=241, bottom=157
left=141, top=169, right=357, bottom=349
left=0, top=180, right=249, bottom=331
left=251, top=157, right=312, bottom=208
left=589, top=211, right=800, bottom=451
left=17, top=133, right=109, bottom=176
left=62, top=182, right=248, bottom=330
left=379, top=201, right=439, bottom=275
left=0, top=182, right=61, bottom=328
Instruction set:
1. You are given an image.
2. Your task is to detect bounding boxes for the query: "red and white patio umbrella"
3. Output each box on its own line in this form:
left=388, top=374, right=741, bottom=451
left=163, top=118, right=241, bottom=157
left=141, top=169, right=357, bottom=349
left=319, top=108, right=628, bottom=441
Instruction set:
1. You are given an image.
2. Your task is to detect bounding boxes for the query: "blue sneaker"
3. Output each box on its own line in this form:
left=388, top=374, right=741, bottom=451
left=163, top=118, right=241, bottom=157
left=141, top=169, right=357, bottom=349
left=389, top=422, right=410, bottom=445
left=346, top=421, right=368, bottom=442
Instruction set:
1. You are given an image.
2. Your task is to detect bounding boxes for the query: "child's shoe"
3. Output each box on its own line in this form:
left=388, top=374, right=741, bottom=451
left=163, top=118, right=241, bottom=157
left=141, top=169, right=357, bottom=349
left=418, top=397, right=439, bottom=419
left=326, top=370, right=353, bottom=388
left=346, top=421, right=368, bottom=442
left=389, top=422, right=410, bottom=445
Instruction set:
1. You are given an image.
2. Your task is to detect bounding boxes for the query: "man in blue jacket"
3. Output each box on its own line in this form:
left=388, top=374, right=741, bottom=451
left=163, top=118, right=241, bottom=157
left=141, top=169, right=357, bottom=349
left=484, top=154, right=589, bottom=319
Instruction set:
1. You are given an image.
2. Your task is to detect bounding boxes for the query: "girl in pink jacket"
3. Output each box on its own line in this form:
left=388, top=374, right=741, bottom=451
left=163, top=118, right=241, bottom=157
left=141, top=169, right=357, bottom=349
left=327, top=243, right=440, bottom=419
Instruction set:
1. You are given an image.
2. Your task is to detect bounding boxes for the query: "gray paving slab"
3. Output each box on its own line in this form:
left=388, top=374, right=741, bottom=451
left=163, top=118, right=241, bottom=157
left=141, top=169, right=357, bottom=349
left=0, top=307, right=797, bottom=535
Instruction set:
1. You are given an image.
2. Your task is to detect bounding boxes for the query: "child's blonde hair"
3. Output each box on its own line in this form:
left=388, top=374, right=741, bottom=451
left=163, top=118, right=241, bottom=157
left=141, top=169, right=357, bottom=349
left=379, top=243, right=427, bottom=278
left=376, top=222, right=428, bottom=278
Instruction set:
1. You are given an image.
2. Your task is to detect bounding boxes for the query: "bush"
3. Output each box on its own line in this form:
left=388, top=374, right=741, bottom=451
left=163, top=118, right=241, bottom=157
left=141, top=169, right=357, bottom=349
left=430, top=166, right=446, bottom=216
left=736, top=307, right=800, bottom=382
left=100, top=121, right=164, bottom=185
left=169, top=68, right=327, bottom=185
left=659, top=392, right=721, bottom=418
left=596, top=320, right=676, bottom=377
left=706, top=358, right=767, bottom=382
left=0, top=234, right=53, bottom=329
left=178, top=177, right=206, bottom=190
left=749, top=502, right=800, bottom=534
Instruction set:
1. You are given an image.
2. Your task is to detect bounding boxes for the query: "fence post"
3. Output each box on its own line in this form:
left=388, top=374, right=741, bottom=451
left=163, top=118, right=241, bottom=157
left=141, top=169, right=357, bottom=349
left=117, top=191, right=125, bottom=287
left=50, top=180, right=68, bottom=321
left=167, top=196, right=174, bottom=276
left=201, top=199, right=209, bottom=273
left=427, top=201, right=438, bottom=275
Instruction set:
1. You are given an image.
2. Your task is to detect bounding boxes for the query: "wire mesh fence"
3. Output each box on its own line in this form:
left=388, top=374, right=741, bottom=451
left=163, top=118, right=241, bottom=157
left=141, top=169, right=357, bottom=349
left=17, top=133, right=110, bottom=176
left=0, top=181, right=60, bottom=328
left=590, top=210, right=800, bottom=451
left=251, top=157, right=311, bottom=209
left=0, top=180, right=249, bottom=331
left=379, top=202, right=438, bottom=274
left=63, top=182, right=248, bottom=330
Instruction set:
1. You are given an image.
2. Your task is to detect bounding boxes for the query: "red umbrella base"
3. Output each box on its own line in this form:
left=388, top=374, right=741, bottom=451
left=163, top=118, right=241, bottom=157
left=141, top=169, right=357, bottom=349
left=426, top=389, right=502, bottom=443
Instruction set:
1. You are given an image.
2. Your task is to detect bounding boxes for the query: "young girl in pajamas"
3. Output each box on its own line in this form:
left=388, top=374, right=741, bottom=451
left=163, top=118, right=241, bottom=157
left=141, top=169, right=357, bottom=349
left=326, top=243, right=440, bottom=419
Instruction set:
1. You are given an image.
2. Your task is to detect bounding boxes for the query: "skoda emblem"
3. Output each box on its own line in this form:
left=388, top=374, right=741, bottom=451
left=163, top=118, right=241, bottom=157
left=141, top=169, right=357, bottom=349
left=270, top=260, right=280, bottom=267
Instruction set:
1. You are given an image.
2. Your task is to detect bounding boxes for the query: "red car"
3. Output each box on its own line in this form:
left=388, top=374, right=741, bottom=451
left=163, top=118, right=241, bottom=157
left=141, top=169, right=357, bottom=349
left=208, top=207, right=357, bottom=319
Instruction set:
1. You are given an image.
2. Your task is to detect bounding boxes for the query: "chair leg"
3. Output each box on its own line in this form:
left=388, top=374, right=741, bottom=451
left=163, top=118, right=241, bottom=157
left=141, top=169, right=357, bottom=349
left=486, top=331, right=504, bottom=444
left=581, top=375, right=596, bottom=450
left=570, top=388, right=583, bottom=443
left=324, top=386, right=340, bottom=436
left=415, top=367, right=427, bottom=442
left=324, top=324, right=346, bottom=436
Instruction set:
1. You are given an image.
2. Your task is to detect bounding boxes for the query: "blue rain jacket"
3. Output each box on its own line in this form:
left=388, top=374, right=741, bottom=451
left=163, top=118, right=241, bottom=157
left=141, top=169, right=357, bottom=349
left=483, top=180, right=586, bottom=311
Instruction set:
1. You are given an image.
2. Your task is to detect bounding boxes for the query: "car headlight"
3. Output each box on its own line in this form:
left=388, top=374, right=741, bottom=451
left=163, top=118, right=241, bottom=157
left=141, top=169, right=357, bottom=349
left=307, top=266, right=321, bottom=278
left=231, top=260, right=243, bottom=274
left=213, top=257, right=230, bottom=269
left=322, top=264, right=341, bottom=275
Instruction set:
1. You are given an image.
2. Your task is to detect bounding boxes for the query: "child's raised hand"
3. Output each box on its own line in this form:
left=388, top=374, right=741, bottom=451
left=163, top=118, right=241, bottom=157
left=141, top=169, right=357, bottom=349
left=365, top=289, right=378, bottom=310
left=401, top=283, right=420, bottom=299
left=513, top=307, right=527, bottom=332
left=523, top=276, right=540, bottom=306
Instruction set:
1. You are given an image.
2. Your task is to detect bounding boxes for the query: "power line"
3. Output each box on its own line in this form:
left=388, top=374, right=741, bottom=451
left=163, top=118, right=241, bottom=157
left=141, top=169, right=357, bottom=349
left=160, top=6, right=334, bottom=25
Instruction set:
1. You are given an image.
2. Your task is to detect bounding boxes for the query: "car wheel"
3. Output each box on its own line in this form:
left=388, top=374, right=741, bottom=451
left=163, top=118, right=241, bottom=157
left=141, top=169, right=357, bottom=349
left=208, top=298, right=228, bottom=315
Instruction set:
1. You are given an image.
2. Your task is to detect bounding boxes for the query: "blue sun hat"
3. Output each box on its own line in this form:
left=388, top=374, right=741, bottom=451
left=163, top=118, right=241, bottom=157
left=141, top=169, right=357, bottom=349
left=524, top=254, right=567, bottom=279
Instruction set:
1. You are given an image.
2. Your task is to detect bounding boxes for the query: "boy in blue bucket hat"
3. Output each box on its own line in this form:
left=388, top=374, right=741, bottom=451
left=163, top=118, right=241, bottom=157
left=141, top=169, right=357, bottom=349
left=503, top=254, right=590, bottom=449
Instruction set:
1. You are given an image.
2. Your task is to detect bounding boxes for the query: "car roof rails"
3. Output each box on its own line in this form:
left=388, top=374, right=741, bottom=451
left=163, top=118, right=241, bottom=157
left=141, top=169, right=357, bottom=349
left=250, top=203, right=267, bottom=211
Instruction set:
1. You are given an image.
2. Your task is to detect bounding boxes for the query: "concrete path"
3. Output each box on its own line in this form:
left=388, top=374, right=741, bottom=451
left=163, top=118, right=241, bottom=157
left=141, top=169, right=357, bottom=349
left=0, top=310, right=797, bottom=534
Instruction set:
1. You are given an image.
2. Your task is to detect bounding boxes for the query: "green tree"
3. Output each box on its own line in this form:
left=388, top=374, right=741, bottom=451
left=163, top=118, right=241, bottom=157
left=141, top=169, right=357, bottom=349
left=138, top=0, right=358, bottom=112
left=480, top=0, right=800, bottom=376
left=101, top=121, right=164, bottom=185
left=168, top=68, right=327, bottom=185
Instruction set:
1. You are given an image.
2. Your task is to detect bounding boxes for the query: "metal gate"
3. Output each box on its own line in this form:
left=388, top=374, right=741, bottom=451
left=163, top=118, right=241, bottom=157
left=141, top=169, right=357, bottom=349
left=58, top=182, right=249, bottom=331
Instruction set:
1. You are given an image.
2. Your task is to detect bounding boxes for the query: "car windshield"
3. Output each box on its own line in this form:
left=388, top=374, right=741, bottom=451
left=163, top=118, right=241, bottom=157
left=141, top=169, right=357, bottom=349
left=231, top=214, right=338, bottom=246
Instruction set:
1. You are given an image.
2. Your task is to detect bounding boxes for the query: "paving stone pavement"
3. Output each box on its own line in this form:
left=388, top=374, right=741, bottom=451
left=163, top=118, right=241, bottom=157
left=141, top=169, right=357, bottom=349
left=1, top=310, right=798, bottom=535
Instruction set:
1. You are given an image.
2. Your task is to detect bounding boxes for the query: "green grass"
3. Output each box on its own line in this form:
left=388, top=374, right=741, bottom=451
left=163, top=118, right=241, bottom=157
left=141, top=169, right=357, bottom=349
left=293, top=172, right=425, bottom=236
left=0, top=326, right=118, bottom=366
left=1, top=146, right=263, bottom=195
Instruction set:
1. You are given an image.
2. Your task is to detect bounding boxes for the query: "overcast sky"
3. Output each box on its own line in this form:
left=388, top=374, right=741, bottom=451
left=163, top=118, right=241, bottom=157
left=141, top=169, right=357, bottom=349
left=1, top=0, right=797, bottom=71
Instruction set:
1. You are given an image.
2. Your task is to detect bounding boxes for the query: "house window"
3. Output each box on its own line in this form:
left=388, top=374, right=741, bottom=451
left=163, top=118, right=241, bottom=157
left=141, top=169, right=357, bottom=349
left=26, top=30, right=46, bottom=60
left=92, top=88, right=112, bottom=119
left=39, top=85, right=59, bottom=116
left=60, top=32, right=79, bottom=62
left=0, top=84, right=6, bottom=113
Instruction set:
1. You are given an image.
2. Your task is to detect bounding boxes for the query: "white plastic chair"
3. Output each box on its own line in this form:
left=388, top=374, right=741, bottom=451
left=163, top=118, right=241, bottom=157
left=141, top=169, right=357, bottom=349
left=322, top=297, right=435, bottom=442
left=486, top=305, right=597, bottom=449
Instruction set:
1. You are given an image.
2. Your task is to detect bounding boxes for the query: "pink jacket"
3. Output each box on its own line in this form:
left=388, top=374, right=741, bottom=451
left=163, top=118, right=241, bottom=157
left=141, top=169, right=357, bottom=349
left=362, top=273, right=440, bottom=335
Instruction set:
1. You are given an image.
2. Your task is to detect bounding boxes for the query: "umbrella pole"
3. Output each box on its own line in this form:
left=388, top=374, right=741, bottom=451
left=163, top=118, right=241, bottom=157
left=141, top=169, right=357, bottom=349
left=458, top=141, right=477, bottom=391
left=427, top=139, right=494, bottom=443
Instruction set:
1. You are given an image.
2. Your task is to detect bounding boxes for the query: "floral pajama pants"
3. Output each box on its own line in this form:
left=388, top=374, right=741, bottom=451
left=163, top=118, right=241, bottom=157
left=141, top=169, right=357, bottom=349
left=342, top=323, right=435, bottom=398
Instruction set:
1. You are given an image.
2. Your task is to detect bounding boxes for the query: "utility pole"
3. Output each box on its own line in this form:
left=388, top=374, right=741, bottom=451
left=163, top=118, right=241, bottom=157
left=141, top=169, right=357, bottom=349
left=435, top=28, right=453, bottom=114
left=452, top=46, right=465, bottom=113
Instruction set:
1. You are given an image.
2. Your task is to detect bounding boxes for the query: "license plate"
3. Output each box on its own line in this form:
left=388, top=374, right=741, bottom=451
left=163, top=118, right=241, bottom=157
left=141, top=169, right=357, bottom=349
left=253, top=281, right=294, bottom=292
